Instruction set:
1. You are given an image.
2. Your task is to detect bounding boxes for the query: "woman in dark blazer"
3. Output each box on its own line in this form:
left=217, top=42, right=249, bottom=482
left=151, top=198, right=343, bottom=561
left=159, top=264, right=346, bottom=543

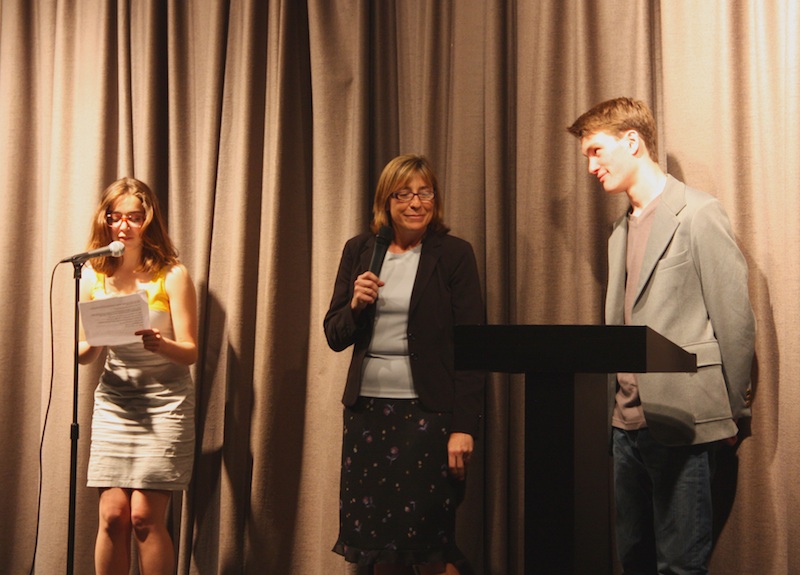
left=324, top=154, right=484, bottom=575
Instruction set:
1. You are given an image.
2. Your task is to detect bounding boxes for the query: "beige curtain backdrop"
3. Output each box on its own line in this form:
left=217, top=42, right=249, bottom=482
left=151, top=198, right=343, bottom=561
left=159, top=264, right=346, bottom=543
left=1, top=0, right=797, bottom=573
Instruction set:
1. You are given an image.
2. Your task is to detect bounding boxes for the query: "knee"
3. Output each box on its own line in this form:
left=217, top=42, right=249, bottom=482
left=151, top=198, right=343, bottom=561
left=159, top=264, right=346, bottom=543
left=129, top=508, right=156, bottom=536
left=99, top=498, right=131, bottom=536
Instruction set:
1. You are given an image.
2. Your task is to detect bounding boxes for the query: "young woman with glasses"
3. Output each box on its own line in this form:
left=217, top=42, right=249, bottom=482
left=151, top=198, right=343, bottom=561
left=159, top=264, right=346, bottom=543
left=78, top=177, right=197, bottom=575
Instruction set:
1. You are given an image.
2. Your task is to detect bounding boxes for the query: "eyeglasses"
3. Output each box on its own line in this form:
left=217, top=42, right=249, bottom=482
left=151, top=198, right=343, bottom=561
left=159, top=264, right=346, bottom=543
left=106, top=211, right=145, bottom=228
left=390, top=189, right=435, bottom=203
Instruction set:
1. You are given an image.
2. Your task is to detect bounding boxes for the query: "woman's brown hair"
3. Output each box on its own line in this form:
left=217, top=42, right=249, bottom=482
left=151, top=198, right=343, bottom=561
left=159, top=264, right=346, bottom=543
left=86, top=177, right=179, bottom=275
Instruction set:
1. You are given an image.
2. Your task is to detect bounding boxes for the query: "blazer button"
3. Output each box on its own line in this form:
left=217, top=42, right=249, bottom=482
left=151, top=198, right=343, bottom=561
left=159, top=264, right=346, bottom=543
left=407, top=332, right=415, bottom=340
left=410, top=352, right=419, bottom=360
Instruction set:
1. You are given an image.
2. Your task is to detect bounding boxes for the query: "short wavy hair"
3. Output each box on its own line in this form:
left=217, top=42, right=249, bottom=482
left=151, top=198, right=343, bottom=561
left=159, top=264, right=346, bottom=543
left=567, top=97, right=659, bottom=162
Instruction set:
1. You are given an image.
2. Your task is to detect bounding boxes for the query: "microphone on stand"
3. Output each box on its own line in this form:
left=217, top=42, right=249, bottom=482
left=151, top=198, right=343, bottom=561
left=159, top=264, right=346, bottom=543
left=368, top=226, right=394, bottom=276
left=60, top=238, right=123, bottom=575
left=60, top=241, right=125, bottom=264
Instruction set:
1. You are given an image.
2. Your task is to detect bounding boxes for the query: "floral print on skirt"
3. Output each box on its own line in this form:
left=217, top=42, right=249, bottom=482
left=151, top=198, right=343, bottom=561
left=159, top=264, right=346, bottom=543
left=333, top=396, right=469, bottom=567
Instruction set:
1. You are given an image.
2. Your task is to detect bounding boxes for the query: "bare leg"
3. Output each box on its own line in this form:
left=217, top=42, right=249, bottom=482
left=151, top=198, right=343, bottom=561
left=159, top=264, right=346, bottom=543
left=95, top=487, right=133, bottom=575
left=130, top=489, right=174, bottom=575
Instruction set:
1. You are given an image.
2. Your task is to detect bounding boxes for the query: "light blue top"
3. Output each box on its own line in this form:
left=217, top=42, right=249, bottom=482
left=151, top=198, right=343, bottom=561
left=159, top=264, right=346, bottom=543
left=359, top=245, right=421, bottom=399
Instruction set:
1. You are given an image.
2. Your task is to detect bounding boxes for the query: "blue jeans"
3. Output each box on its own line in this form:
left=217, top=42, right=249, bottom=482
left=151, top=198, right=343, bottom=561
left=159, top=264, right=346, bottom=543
left=612, top=428, right=715, bottom=575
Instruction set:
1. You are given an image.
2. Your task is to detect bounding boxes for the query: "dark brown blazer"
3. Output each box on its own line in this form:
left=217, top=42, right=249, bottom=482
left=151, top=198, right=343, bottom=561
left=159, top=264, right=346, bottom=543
left=324, top=231, right=485, bottom=437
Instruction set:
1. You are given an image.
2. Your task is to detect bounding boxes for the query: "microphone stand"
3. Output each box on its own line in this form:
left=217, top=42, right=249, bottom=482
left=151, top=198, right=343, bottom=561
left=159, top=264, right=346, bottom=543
left=67, top=260, right=82, bottom=575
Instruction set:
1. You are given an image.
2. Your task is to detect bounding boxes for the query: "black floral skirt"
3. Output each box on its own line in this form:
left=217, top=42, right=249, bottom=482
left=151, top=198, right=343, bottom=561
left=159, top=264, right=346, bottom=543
left=333, top=396, right=471, bottom=568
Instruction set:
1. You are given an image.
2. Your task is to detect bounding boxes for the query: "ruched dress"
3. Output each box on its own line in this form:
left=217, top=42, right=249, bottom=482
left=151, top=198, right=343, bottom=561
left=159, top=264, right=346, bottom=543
left=86, top=268, right=195, bottom=491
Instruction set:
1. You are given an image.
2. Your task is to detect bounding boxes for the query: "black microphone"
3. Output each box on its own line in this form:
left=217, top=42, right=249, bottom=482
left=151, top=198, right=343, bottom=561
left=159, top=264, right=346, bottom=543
left=368, top=226, right=394, bottom=276
left=60, top=241, right=125, bottom=264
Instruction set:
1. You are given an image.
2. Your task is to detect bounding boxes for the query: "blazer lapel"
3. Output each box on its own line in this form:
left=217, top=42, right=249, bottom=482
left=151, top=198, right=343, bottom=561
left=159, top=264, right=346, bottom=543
left=359, top=236, right=375, bottom=274
left=409, top=233, right=441, bottom=316
left=633, top=176, right=686, bottom=304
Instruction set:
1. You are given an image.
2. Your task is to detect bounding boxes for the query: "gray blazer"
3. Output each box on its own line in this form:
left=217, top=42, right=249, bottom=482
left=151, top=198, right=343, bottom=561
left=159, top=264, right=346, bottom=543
left=605, top=175, right=756, bottom=446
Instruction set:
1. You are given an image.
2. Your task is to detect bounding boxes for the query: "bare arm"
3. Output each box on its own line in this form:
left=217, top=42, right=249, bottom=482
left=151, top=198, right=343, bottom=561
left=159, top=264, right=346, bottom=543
left=135, top=264, right=198, bottom=366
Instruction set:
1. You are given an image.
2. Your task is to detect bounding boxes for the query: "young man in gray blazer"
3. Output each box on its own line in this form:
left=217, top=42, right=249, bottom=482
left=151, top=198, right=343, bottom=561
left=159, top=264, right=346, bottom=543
left=568, top=97, right=756, bottom=574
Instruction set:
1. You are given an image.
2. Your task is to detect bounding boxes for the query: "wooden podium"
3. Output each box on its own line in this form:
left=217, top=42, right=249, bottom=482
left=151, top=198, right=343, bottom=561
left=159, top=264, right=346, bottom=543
left=454, top=325, right=696, bottom=574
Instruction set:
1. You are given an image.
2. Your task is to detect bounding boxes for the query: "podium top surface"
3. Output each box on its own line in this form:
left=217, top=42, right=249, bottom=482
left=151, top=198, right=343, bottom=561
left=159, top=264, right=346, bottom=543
left=454, top=324, right=697, bottom=374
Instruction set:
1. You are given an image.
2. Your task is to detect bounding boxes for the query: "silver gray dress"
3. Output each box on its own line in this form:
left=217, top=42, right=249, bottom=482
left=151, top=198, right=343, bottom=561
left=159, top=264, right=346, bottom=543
left=86, top=271, right=195, bottom=490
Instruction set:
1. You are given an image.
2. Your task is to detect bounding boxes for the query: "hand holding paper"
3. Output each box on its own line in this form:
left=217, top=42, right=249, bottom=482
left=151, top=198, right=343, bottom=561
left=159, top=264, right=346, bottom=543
left=79, top=293, right=150, bottom=347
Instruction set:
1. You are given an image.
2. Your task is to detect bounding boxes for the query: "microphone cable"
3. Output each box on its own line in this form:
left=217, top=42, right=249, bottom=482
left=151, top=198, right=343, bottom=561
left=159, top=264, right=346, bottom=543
left=28, top=263, right=62, bottom=574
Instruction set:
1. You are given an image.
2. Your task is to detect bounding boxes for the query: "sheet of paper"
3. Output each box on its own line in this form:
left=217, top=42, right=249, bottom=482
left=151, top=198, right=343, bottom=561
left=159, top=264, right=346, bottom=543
left=79, top=292, right=150, bottom=346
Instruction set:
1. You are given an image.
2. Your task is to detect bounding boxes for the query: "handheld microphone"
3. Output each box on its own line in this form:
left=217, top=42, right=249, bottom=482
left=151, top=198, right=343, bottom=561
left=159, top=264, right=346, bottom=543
left=368, top=226, right=394, bottom=276
left=60, top=241, right=125, bottom=264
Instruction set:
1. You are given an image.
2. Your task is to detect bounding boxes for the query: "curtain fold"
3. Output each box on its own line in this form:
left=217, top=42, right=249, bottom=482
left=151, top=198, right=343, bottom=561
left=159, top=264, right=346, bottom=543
left=1, top=1, right=798, bottom=574
left=659, top=2, right=799, bottom=572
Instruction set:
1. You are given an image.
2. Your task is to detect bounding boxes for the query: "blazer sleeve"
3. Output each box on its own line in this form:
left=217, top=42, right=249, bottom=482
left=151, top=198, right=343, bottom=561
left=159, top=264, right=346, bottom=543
left=447, top=239, right=486, bottom=436
left=691, top=200, right=756, bottom=419
left=323, top=236, right=370, bottom=352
